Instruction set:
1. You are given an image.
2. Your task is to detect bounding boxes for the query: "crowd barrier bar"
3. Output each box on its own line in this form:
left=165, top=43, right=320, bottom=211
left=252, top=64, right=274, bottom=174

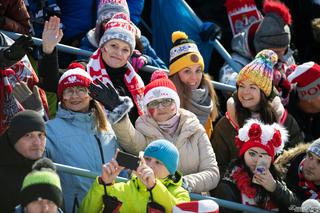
left=54, top=163, right=272, bottom=213
left=1, top=30, right=236, bottom=92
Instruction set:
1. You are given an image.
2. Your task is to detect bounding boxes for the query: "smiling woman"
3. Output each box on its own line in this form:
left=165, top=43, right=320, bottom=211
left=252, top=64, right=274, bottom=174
left=45, top=65, right=121, bottom=212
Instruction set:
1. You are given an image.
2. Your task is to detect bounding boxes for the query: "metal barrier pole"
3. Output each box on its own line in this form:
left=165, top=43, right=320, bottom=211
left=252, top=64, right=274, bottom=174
left=0, top=30, right=93, bottom=58
left=54, top=163, right=271, bottom=213
left=209, top=39, right=242, bottom=73
left=1, top=30, right=236, bottom=92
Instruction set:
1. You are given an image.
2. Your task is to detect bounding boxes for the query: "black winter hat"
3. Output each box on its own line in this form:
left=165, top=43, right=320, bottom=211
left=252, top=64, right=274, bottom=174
left=7, top=110, right=45, bottom=146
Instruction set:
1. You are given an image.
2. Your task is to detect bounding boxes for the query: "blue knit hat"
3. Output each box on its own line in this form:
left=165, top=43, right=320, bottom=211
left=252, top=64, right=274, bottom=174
left=144, top=139, right=179, bottom=175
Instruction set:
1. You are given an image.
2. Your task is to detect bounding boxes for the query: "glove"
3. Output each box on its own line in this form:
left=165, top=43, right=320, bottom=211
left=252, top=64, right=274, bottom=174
left=13, top=82, right=43, bottom=112
left=0, top=35, right=34, bottom=69
left=89, top=79, right=122, bottom=111
left=130, top=50, right=148, bottom=72
left=199, top=21, right=222, bottom=42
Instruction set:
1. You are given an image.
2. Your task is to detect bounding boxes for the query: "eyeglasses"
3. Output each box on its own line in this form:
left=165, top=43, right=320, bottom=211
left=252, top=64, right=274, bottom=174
left=147, top=98, right=174, bottom=109
left=63, top=87, right=89, bottom=99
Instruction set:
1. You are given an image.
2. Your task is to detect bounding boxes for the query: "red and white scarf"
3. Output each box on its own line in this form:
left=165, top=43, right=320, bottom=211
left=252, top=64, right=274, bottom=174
left=87, top=49, right=145, bottom=115
left=230, top=166, right=278, bottom=211
left=298, top=158, right=320, bottom=199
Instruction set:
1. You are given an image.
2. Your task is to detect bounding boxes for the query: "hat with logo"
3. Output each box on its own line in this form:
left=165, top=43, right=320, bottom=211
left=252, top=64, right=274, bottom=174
left=287, top=61, right=320, bottom=100
left=57, top=63, right=92, bottom=99
left=169, top=31, right=204, bottom=76
left=143, top=70, right=180, bottom=111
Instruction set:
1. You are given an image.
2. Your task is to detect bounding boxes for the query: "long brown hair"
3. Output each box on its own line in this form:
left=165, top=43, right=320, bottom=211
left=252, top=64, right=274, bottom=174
left=91, top=100, right=108, bottom=132
left=233, top=89, right=277, bottom=127
left=170, top=73, right=219, bottom=122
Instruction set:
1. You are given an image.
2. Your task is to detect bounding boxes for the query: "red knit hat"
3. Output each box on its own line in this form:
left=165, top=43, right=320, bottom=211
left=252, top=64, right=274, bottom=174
left=143, top=70, right=180, bottom=111
left=173, top=200, right=219, bottom=213
left=57, top=64, right=92, bottom=99
left=236, top=119, right=288, bottom=161
left=287, top=61, right=320, bottom=100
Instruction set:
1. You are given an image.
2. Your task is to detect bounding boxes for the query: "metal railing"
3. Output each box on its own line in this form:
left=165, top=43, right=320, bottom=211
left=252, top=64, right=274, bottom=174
left=54, top=163, right=272, bottom=213
left=0, top=30, right=236, bottom=92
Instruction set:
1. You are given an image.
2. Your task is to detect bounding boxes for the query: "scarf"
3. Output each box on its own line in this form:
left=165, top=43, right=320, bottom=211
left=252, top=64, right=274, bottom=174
left=298, top=158, right=320, bottom=199
left=184, top=85, right=212, bottom=126
left=157, top=112, right=180, bottom=137
left=87, top=49, right=145, bottom=116
left=230, top=165, right=278, bottom=210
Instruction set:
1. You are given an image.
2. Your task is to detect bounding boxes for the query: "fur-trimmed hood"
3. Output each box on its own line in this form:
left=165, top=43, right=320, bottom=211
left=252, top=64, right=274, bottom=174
left=274, top=143, right=310, bottom=178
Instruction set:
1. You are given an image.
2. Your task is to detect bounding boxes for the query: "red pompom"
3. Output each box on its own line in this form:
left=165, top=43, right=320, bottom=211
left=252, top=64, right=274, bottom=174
left=271, top=129, right=282, bottom=147
left=263, top=0, right=292, bottom=25
left=67, top=62, right=86, bottom=70
left=150, top=70, right=168, bottom=82
left=248, top=123, right=262, bottom=140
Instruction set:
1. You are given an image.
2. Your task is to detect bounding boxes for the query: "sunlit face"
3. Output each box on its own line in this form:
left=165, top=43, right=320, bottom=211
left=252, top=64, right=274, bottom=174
left=14, top=131, right=46, bottom=160
left=147, top=98, right=177, bottom=122
left=303, top=152, right=320, bottom=185
left=62, top=86, right=91, bottom=113
left=25, top=198, right=58, bottom=213
left=244, top=147, right=270, bottom=172
left=101, top=39, right=131, bottom=68
left=177, top=64, right=203, bottom=90
left=144, top=156, right=170, bottom=179
left=238, top=79, right=261, bottom=111
left=269, top=47, right=287, bottom=62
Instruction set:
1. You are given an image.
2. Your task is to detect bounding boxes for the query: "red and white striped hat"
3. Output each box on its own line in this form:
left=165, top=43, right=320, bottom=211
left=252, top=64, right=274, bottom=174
left=288, top=61, right=320, bottom=100
left=173, top=200, right=219, bottom=213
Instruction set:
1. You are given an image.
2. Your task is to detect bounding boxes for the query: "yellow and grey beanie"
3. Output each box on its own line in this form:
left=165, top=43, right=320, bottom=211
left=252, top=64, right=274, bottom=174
left=20, top=158, right=63, bottom=207
left=169, top=31, right=204, bottom=76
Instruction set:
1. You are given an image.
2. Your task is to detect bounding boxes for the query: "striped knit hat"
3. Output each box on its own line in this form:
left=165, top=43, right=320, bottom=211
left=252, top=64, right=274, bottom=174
left=20, top=158, right=62, bottom=207
left=99, top=12, right=136, bottom=53
left=236, top=49, right=278, bottom=97
left=287, top=61, right=320, bottom=100
left=169, top=31, right=204, bottom=76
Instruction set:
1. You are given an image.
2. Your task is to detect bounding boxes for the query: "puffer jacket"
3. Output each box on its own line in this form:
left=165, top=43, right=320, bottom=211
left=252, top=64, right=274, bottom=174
left=112, top=108, right=220, bottom=193
left=79, top=172, right=190, bottom=213
left=45, top=105, right=119, bottom=213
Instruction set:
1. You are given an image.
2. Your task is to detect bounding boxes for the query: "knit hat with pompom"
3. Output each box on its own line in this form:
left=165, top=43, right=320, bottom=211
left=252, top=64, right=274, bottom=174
left=169, top=31, right=204, bottom=76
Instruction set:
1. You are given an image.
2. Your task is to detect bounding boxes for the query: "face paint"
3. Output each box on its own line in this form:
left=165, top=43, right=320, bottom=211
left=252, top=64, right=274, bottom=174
left=148, top=108, right=156, bottom=116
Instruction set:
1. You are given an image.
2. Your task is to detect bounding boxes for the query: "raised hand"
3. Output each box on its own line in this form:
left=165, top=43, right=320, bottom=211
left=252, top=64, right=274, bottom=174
left=88, top=79, right=122, bottom=111
left=136, top=157, right=156, bottom=190
left=42, top=16, right=63, bottom=54
left=13, top=82, right=43, bottom=112
left=199, top=21, right=222, bottom=42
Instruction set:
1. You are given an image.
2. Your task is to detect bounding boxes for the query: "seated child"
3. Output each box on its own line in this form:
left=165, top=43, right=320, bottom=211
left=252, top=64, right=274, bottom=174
left=79, top=139, right=190, bottom=212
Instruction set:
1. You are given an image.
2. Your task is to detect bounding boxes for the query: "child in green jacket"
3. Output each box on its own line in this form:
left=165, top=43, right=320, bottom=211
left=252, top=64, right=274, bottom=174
left=79, top=139, right=190, bottom=213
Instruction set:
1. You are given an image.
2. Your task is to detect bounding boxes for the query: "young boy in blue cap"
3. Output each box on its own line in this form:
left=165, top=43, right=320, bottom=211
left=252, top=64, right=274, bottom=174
left=79, top=139, right=190, bottom=212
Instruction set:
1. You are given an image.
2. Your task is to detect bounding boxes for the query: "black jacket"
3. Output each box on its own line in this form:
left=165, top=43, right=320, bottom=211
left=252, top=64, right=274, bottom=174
left=0, top=133, right=36, bottom=212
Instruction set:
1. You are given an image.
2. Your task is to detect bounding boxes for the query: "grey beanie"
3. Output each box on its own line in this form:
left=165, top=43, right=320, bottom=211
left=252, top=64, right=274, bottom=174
left=254, top=13, right=291, bottom=52
left=7, top=110, right=45, bottom=146
left=253, top=0, right=292, bottom=53
left=308, top=138, right=320, bottom=158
